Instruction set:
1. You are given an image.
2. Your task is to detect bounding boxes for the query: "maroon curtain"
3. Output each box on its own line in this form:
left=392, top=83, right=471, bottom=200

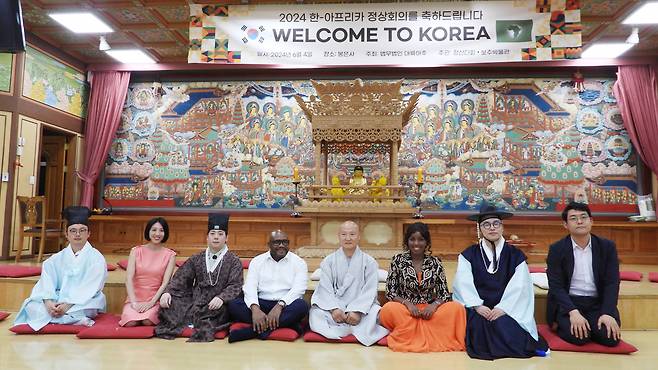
left=78, top=71, right=131, bottom=208
left=613, top=65, right=658, bottom=176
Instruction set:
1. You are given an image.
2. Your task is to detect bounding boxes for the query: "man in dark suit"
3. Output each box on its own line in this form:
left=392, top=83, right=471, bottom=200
left=546, top=201, right=621, bottom=346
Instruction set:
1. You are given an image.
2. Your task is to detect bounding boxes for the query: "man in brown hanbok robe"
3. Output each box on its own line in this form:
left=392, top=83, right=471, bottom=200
left=155, top=213, right=243, bottom=342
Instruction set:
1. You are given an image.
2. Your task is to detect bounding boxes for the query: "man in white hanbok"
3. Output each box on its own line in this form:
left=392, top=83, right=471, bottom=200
left=14, top=206, right=107, bottom=331
left=309, top=221, right=389, bottom=346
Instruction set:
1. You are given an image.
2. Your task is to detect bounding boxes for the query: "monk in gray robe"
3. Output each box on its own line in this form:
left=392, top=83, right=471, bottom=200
left=309, top=221, right=389, bottom=346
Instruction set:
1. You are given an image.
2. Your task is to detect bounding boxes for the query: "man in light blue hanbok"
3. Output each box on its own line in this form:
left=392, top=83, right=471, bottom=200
left=452, top=201, right=547, bottom=360
left=309, top=221, right=389, bottom=346
left=14, top=206, right=107, bottom=331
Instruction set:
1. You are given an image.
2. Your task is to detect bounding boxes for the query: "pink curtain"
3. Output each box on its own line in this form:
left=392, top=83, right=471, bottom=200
left=613, top=65, right=658, bottom=176
left=78, top=71, right=131, bottom=208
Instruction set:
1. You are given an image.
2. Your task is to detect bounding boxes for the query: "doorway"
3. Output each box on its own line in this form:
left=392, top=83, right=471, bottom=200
left=38, top=128, right=71, bottom=253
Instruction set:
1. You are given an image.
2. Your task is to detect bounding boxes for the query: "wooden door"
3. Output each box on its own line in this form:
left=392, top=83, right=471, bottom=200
left=40, top=135, right=66, bottom=252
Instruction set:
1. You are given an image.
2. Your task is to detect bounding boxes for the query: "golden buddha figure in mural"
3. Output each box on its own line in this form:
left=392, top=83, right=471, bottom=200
left=329, top=175, right=345, bottom=202
left=370, top=174, right=390, bottom=202
left=348, top=165, right=368, bottom=195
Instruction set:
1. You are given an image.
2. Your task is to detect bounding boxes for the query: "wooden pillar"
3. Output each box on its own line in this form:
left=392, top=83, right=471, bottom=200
left=314, top=141, right=322, bottom=185
left=391, top=141, right=399, bottom=189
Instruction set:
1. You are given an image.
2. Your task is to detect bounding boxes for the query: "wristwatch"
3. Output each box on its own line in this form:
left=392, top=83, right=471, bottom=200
left=277, top=300, right=286, bottom=308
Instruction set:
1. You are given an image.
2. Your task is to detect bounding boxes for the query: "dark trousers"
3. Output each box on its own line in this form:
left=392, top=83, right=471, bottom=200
left=227, top=297, right=308, bottom=340
left=556, top=295, right=620, bottom=347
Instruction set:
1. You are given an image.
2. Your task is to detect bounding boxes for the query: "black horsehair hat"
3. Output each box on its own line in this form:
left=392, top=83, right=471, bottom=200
left=208, top=213, right=229, bottom=233
left=466, top=200, right=513, bottom=223
left=63, top=206, right=92, bottom=227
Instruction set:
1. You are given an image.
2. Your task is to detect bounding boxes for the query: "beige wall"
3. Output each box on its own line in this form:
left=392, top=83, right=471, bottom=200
left=9, top=115, right=42, bottom=257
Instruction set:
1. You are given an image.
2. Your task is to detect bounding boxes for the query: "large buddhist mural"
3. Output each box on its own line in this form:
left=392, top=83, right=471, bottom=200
left=103, top=78, right=637, bottom=213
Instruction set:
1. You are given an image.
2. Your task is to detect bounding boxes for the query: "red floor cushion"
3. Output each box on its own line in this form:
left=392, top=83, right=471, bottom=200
left=537, top=324, right=637, bottom=354
left=78, top=325, right=155, bottom=339
left=267, top=328, right=299, bottom=341
left=10, top=313, right=115, bottom=335
left=619, top=271, right=643, bottom=281
left=0, top=312, right=10, bottom=321
left=303, top=331, right=388, bottom=346
left=304, top=331, right=359, bottom=344
left=241, top=259, right=251, bottom=269
left=117, top=259, right=128, bottom=270
left=0, top=265, right=42, bottom=277
left=77, top=314, right=154, bottom=339
left=179, top=327, right=228, bottom=339
left=649, top=272, right=658, bottom=283
left=230, top=322, right=299, bottom=341
left=529, top=266, right=546, bottom=273
left=107, top=263, right=117, bottom=271
left=11, top=323, right=84, bottom=335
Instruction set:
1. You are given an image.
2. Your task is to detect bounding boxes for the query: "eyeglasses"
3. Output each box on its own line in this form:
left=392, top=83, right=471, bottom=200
left=68, top=228, right=88, bottom=235
left=567, top=214, right=590, bottom=222
left=271, top=239, right=290, bottom=246
left=480, top=221, right=502, bottom=229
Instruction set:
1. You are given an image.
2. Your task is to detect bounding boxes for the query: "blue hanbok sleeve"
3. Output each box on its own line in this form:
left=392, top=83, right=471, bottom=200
left=452, top=254, right=484, bottom=307
left=494, top=261, right=538, bottom=340
left=29, top=256, right=61, bottom=301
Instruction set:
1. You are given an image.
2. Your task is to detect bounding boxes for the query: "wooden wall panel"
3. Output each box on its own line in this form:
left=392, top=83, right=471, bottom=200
left=9, top=116, right=41, bottom=257
left=88, top=215, right=658, bottom=263
left=0, top=112, right=12, bottom=258
left=89, top=215, right=313, bottom=257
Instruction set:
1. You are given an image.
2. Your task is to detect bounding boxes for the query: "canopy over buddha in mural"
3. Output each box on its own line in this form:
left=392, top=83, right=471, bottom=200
left=294, top=79, right=419, bottom=211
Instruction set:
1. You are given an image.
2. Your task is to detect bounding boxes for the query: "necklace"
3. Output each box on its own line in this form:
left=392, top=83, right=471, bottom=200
left=207, top=259, right=223, bottom=286
left=479, top=239, right=500, bottom=274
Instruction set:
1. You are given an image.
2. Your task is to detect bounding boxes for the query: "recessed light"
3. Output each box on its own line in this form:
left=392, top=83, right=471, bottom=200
left=105, top=49, right=156, bottom=64
left=622, top=2, right=658, bottom=24
left=581, top=43, right=635, bottom=59
left=49, top=12, right=113, bottom=34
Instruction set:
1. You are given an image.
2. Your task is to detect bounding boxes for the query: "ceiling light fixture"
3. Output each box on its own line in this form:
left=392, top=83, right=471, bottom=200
left=99, top=36, right=111, bottom=51
left=581, top=43, right=635, bottom=59
left=49, top=12, right=113, bottom=34
left=105, top=49, right=156, bottom=64
left=626, top=27, right=639, bottom=44
left=622, top=2, right=658, bottom=24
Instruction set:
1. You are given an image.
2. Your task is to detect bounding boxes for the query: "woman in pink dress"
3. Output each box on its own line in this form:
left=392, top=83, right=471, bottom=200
left=120, top=217, right=176, bottom=327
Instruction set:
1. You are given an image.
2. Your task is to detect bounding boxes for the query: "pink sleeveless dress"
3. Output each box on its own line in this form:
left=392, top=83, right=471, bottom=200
left=119, top=245, right=176, bottom=326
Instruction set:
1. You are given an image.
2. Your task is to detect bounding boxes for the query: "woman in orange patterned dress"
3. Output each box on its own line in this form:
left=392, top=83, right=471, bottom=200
left=379, top=222, right=466, bottom=352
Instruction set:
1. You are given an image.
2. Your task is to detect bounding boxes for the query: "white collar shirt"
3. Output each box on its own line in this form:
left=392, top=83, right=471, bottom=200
left=243, top=251, right=308, bottom=308
left=569, top=236, right=598, bottom=297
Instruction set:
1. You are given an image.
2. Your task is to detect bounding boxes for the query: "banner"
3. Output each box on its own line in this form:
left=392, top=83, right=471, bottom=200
left=188, top=0, right=582, bottom=65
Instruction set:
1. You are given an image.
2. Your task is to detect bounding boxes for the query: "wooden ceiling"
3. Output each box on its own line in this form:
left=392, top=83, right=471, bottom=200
left=20, top=0, right=658, bottom=65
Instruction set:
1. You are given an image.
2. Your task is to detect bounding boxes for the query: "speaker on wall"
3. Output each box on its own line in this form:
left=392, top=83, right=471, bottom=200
left=0, top=0, right=27, bottom=53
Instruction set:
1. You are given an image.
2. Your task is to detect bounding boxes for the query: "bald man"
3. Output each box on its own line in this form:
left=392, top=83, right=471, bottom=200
left=227, top=230, right=308, bottom=342
left=309, top=221, right=389, bottom=346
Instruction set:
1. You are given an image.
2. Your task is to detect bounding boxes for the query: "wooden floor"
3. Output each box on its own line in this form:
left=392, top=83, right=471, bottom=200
left=3, top=254, right=658, bottom=368
left=0, top=316, right=656, bottom=370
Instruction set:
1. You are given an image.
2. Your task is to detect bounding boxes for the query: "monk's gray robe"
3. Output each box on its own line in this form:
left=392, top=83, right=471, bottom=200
left=309, top=247, right=389, bottom=346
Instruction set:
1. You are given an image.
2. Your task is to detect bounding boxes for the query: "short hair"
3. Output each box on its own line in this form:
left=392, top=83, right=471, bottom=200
left=561, top=202, right=592, bottom=222
left=144, top=217, right=169, bottom=243
left=403, top=222, right=431, bottom=250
